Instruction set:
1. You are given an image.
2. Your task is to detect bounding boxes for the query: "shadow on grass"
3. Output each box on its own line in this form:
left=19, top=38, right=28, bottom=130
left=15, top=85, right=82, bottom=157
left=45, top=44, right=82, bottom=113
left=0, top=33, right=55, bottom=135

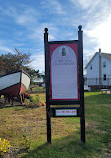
left=21, top=133, right=103, bottom=158
left=0, top=104, right=25, bottom=109
left=0, top=104, right=13, bottom=109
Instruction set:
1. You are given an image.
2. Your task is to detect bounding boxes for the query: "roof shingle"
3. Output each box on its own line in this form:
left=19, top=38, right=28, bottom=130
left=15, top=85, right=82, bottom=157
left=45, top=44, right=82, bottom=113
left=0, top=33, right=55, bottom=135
left=101, top=53, right=111, bottom=61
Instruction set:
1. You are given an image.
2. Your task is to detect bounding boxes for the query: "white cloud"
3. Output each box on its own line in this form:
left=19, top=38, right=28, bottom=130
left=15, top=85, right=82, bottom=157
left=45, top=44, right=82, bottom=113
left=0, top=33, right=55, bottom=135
left=0, top=45, right=12, bottom=53
left=73, top=0, right=111, bottom=57
left=85, top=13, right=111, bottom=53
left=69, top=0, right=111, bottom=26
left=40, top=0, right=65, bottom=14
left=49, top=0, right=65, bottom=14
left=29, top=53, right=45, bottom=73
left=0, top=40, right=12, bottom=53
left=1, top=0, right=111, bottom=73
left=17, top=14, right=36, bottom=26
left=70, top=0, right=95, bottom=9
left=16, top=7, right=38, bottom=26
left=0, top=6, right=38, bottom=26
left=29, top=23, right=58, bottom=42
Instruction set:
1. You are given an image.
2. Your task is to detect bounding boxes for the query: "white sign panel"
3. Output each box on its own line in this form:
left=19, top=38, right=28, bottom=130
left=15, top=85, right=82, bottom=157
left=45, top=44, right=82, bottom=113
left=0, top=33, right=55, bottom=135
left=56, top=109, right=77, bottom=116
left=50, top=45, right=78, bottom=100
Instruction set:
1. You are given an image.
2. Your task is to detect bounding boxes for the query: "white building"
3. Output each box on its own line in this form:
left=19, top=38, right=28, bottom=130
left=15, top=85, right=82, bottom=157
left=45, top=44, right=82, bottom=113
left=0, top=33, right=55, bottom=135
left=85, top=49, right=111, bottom=87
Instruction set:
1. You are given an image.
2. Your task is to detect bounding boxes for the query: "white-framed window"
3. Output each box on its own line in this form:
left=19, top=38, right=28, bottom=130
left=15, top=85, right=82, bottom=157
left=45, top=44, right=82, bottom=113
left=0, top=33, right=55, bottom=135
left=103, top=62, right=106, bottom=67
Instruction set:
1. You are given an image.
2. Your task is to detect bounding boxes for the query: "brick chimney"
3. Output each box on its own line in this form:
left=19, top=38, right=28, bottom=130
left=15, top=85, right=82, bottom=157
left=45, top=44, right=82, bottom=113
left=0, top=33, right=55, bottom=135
left=99, top=48, right=101, bottom=53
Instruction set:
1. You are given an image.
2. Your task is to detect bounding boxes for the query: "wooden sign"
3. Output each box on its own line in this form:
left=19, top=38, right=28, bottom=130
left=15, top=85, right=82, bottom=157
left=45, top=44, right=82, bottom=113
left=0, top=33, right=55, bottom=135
left=44, top=26, right=85, bottom=144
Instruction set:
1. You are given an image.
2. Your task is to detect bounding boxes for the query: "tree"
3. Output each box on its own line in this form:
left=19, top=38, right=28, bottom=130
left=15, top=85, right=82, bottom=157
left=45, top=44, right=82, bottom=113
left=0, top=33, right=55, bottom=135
left=0, top=48, right=31, bottom=74
left=0, top=48, right=40, bottom=82
left=39, top=73, right=45, bottom=83
left=23, top=66, right=40, bottom=83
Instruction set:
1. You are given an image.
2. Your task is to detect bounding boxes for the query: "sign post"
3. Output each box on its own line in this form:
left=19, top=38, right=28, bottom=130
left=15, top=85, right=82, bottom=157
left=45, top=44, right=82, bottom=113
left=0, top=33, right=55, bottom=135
left=44, top=28, right=51, bottom=143
left=78, top=25, right=85, bottom=143
left=44, top=26, right=85, bottom=144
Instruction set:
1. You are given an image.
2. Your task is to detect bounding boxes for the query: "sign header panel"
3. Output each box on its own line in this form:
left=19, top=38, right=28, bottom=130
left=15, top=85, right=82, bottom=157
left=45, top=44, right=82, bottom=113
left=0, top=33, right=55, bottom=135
left=50, top=43, right=79, bottom=100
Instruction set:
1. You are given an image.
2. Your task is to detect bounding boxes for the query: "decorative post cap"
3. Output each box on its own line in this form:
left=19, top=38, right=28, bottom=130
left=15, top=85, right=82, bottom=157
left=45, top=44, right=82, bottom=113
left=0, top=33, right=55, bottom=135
left=45, top=28, right=48, bottom=33
left=78, top=25, right=82, bottom=31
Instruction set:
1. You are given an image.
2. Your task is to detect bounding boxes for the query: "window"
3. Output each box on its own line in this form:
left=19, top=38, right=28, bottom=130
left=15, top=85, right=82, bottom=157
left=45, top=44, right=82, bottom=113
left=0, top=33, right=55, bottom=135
left=90, top=64, right=92, bottom=70
left=103, top=62, right=106, bottom=67
left=103, top=74, right=106, bottom=81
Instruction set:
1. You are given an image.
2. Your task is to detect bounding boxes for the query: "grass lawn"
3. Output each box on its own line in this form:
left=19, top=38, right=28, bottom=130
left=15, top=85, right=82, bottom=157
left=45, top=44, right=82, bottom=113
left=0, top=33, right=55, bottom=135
left=0, top=92, right=111, bottom=158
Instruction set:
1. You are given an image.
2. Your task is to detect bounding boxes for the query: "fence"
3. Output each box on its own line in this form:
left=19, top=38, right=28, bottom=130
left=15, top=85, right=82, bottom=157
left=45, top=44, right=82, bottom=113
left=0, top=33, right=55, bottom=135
left=85, top=78, right=111, bottom=86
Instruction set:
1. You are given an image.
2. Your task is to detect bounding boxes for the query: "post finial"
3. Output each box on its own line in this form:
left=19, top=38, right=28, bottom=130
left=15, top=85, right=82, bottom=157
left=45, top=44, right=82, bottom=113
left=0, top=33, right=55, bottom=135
left=45, top=28, right=48, bottom=33
left=78, top=25, right=82, bottom=31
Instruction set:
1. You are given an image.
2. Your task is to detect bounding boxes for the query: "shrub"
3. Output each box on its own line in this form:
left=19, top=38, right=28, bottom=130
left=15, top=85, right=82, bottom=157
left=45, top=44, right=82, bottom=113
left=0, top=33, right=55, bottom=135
left=0, top=138, right=10, bottom=156
left=22, top=127, right=32, bottom=149
left=22, top=134, right=30, bottom=149
left=30, top=95, right=42, bottom=106
left=25, top=95, right=42, bottom=108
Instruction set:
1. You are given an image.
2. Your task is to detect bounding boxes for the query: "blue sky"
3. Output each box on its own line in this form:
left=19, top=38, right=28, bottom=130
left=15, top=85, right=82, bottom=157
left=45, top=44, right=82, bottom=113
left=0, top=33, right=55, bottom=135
left=0, top=0, right=111, bottom=73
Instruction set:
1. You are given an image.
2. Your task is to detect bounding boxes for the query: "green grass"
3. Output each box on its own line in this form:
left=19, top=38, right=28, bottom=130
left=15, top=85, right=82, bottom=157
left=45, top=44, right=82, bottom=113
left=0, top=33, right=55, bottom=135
left=21, top=92, right=111, bottom=158
left=28, top=85, right=46, bottom=93
left=0, top=92, right=111, bottom=157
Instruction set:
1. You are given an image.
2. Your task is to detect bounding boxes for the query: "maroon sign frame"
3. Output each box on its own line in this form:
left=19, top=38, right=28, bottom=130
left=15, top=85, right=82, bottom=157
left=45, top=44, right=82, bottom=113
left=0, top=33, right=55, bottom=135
left=49, top=43, right=79, bottom=101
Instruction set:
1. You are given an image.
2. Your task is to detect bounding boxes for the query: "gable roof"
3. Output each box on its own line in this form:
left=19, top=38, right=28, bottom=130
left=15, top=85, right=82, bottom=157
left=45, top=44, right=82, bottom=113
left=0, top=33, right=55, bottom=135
left=85, top=52, right=98, bottom=69
left=85, top=51, right=111, bottom=69
left=101, top=53, right=111, bottom=61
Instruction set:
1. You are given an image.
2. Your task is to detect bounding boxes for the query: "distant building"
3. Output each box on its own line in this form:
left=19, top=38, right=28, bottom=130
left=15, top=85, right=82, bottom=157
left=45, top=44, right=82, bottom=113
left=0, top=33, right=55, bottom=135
left=85, top=49, right=111, bottom=87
